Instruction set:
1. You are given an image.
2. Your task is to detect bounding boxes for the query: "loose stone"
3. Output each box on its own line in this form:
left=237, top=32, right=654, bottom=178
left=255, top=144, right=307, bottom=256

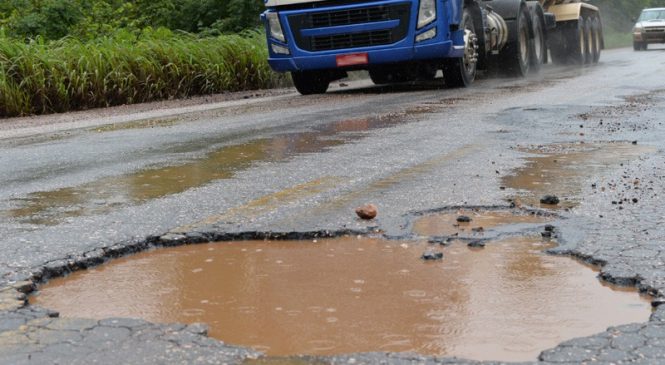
left=468, top=241, right=486, bottom=248
left=540, top=195, right=560, bottom=205
left=355, top=204, right=378, bottom=220
left=456, top=215, right=472, bottom=223
left=421, top=251, right=444, bottom=261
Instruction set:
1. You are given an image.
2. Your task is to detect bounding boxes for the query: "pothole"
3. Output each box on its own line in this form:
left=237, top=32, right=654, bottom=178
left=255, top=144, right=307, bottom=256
left=30, top=235, right=651, bottom=362
left=504, top=142, right=656, bottom=209
left=412, top=208, right=551, bottom=238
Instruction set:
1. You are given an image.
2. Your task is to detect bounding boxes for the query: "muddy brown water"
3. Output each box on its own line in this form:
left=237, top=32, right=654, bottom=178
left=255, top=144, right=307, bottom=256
left=31, top=237, right=651, bottom=362
left=412, top=210, right=550, bottom=237
left=503, top=143, right=655, bottom=208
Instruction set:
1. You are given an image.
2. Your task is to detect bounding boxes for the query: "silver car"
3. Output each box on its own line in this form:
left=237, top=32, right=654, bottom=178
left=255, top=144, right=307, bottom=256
left=633, top=8, right=665, bottom=50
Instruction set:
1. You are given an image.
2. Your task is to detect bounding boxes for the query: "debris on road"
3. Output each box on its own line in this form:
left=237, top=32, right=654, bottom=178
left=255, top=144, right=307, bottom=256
left=456, top=215, right=472, bottom=223
left=540, top=195, right=560, bottom=205
left=467, top=240, right=486, bottom=248
left=421, top=251, right=444, bottom=261
left=355, top=204, right=378, bottom=220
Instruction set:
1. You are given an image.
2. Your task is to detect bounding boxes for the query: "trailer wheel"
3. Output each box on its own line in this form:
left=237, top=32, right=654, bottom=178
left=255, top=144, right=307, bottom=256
left=583, top=17, right=593, bottom=64
left=590, top=17, right=602, bottom=63
left=291, top=71, right=330, bottom=95
left=498, top=5, right=531, bottom=77
left=528, top=3, right=546, bottom=72
left=443, top=8, right=478, bottom=87
left=566, top=17, right=587, bottom=65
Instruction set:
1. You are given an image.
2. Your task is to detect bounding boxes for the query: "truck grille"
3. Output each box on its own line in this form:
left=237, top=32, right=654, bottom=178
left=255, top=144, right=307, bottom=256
left=311, top=7, right=391, bottom=27
left=645, top=27, right=665, bottom=32
left=311, top=30, right=392, bottom=51
left=288, top=3, right=410, bottom=52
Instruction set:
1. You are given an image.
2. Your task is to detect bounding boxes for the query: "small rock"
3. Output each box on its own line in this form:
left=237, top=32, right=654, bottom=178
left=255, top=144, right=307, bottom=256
left=540, top=195, right=560, bottom=205
left=421, top=251, right=444, bottom=261
left=471, top=227, right=484, bottom=233
left=355, top=204, right=378, bottom=220
left=544, top=225, right=556, bottom=232
left=632, top=198, right=638, bottom=203
left=541, top=231, right=553, bottom=238
left=456, top=215, right=472, bottom=223
left=652, top=297, right=665, bottom=308
left=467, top=241, right=486, bottom=248
left=632, top=140, right=638, bottom=145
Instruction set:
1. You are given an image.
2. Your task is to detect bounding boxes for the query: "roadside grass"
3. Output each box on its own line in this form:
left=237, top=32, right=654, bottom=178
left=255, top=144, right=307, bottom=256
left=0, top=29, right=288, bottom=118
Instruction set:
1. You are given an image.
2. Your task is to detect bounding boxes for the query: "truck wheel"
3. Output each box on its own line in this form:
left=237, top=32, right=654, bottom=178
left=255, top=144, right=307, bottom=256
left=591, top=17, right=602, bottom=63
left=443, top=8, right=477, bottom=87
left=369, top=70, right=393, bottom=85
left=528, top=3, right=546, bottom=72
left=583, top=17, right=593, bottom=64
left=566, top=17, right=586, bottom=64
left=498, top=5, right=531, bottom=77
left=291, top=71, right=330, bottom=95
left=633, top=41, right=642, bottom=51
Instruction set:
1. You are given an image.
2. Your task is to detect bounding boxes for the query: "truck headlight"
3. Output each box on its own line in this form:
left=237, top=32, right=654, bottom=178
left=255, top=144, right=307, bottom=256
left=267, top=12, right=286, bottom=43
left=417, top=0, right=437, bottom=29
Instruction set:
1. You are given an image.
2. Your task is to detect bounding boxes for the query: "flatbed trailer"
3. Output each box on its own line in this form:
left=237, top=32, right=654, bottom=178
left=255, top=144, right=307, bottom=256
left=261, top=0, right=603, bottom=94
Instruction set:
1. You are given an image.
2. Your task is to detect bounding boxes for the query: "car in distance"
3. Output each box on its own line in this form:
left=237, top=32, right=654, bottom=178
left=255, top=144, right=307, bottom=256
left=633, top=8, right=665, bottom=50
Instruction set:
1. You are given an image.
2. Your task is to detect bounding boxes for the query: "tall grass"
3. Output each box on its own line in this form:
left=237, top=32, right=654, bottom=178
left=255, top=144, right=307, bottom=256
left=0, top=30, right=285, bottom=117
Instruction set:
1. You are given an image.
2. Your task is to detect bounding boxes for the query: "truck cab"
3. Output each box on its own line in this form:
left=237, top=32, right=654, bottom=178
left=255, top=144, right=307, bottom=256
left=262, top=0, right=603, bottom=95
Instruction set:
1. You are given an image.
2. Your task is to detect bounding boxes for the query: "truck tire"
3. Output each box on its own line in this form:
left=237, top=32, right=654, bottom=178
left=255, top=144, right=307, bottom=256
left=443, top=8, right=477, bottom=87
left=369, top=69, right=395, bottom=85
left=591, top=17, right=602, bottom=63
left=566, top=17, right=586, bottom=65
left=527, top=2, right=546, bottom=72
left=291, top=71, right=330, bottom=95
left=583, top=17, right=593, bottom=64
left=634, top=41, right=642, bottom=51
left=497, top=5, right=531, bottom=77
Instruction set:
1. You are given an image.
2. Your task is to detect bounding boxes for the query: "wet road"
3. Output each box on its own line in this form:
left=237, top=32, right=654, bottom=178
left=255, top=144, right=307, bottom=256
left=3, top=46, right=665, bottom=364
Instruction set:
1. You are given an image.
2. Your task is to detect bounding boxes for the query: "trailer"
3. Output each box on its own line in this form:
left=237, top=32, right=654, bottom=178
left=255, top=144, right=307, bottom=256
left=261, top=0, right=604, bottom=94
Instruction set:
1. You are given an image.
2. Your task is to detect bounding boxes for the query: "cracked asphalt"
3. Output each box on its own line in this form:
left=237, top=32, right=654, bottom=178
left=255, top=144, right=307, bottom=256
left=2, top=47, right=665, bottom=364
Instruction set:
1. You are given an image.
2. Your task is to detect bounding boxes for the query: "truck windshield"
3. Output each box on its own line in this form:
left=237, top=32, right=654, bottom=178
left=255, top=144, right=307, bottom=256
left=639, top=9, right=665, bottom=21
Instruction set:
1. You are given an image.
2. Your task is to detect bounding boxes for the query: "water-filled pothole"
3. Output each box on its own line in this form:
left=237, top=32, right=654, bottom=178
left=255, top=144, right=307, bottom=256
left=503, top=142, right=655, bottom=209
left=412, top=209, right=550, bottom=238
left=31, top=236, right=651, bottom=362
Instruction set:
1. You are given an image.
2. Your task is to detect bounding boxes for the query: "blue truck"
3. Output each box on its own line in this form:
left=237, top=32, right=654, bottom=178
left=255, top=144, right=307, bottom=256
left=261, top=0, right=604, bottom=95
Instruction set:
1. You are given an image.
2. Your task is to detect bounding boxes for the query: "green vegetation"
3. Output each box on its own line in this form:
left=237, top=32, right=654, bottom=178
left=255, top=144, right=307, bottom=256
left=0, top=0, right=265, bottom=40
left=0, top=30, right=284, bottom=117
left=0, top=0, right=280, bottom=117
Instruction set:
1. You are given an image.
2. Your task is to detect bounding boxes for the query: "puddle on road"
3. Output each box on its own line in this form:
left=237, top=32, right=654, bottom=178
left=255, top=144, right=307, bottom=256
left=503, top=142, right=655, bottom=208
left=32, top=236, right=651, bottom=362
left=5, top=113, right=412, bottom=226
left=412, top=209, right=550, bottom=238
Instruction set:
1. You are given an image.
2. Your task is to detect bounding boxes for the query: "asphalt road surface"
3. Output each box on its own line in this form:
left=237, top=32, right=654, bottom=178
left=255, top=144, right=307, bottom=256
left=2, top=47, right=665, bottom=364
